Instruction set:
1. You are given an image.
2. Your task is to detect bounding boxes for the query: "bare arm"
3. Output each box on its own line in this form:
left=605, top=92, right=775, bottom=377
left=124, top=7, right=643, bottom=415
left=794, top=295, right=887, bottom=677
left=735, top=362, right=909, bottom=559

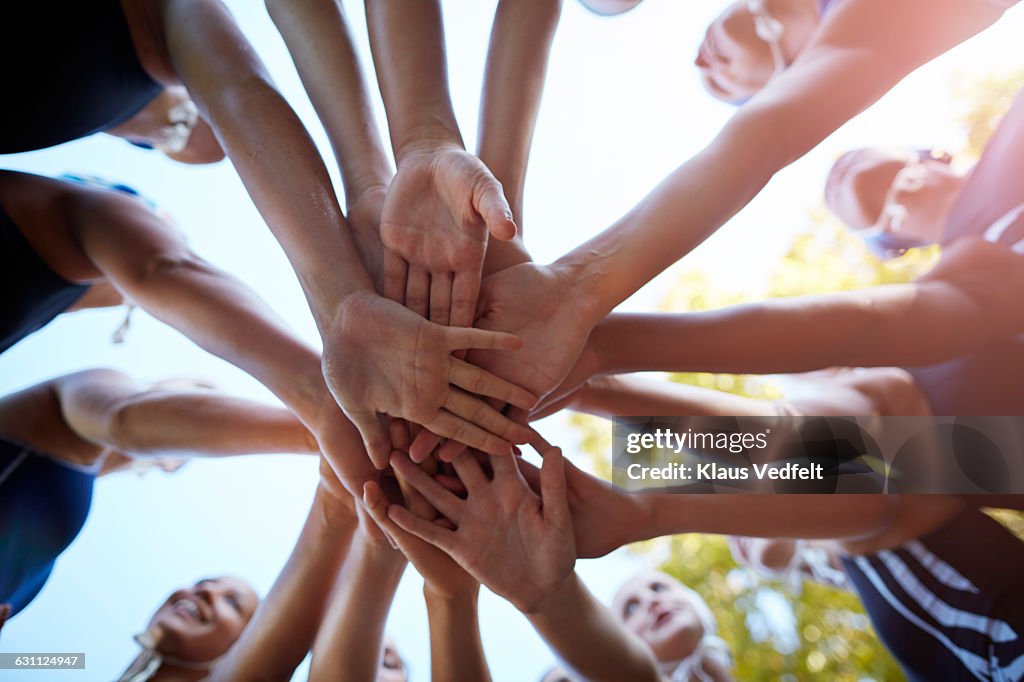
left=424, top=590, right=491, bottom=682
left=159, top=0, right=375, bottom=325
left=527, top=573, right=661, bottom=682
left=581, top=241, right=1024, bottom=377
left=65, top=184, right=326, bottom=423
left=365, top=0, right=516, bottom=326
left=308, top=528, right=406, bottom=682
left=212, top=480, right=358, bottom=682
left=553, top=0, right=1010, bottom=325
left=478, top=0, right=562, bottom=275
left=52, top=369, right=316, bottom=458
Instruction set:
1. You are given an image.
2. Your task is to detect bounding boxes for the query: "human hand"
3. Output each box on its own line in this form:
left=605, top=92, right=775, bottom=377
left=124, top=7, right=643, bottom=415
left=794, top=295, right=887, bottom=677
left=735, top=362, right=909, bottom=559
left=380, top=145, right=516, bottom=327
left=308, top=394, right=380, bottom=500
left=384, top=445, right=575, bottom=613
left=364, top=457, right=479, bottom=601
left=411, top=262, right=598, bottom=461
left=528, top=342, right=605, bottom=420
left=516, top=443, right=652, bottom=558
left=323, top=290, right=538, bottom=467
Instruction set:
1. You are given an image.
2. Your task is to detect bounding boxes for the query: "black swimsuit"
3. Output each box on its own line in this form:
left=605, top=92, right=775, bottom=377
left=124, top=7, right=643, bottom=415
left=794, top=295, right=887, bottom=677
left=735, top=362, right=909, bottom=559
left=0, top=2, right=162, bottom=153
left=0, top=203, right=87, bottom=354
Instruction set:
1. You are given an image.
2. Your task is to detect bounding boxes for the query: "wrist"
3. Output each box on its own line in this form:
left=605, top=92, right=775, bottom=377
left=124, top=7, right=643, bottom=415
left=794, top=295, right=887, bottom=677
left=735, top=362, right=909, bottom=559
left=525, top=571, right=579, bottom=619
left=423, top=583, right=479, bottom=610
left=394, top=124, right=464, bottom=164
left=548, top=258, right=608, bottom=329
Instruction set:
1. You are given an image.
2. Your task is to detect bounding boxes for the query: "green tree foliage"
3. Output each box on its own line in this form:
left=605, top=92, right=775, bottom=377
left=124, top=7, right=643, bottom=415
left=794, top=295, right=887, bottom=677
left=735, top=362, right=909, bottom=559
left=952, top=68, right=1024, bottom=160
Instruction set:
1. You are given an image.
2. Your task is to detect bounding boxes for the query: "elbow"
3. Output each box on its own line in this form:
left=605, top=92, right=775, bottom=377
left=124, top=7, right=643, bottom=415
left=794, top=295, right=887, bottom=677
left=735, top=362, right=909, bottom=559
left=104, top=397, right=157, bottom=455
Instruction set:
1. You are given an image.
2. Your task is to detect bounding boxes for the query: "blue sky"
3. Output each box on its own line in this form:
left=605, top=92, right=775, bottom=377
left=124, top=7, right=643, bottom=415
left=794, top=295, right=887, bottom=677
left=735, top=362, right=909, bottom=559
left=1, top=0, right=1021, bottom=679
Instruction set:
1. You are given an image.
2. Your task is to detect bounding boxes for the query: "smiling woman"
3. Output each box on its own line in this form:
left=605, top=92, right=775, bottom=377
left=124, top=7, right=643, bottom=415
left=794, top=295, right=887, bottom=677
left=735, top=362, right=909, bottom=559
left=118, top=576, right=259, bottom=682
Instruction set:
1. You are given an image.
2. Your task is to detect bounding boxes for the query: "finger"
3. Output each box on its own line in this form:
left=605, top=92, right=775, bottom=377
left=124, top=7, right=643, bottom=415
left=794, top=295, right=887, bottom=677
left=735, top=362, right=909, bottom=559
left=450, top=270, right=481, bottom=330
left=409, top=429, right=443, bottom=463
left=539, top=447, right=571, bottom=529
left=436, top=438, right=467, bottom=463
left=390, top=452, right=464, bottom=522
left=517, top=457, right=542, bottom=492
left=474, top=178, right=517, bottom=241
left=404, top=266, right=431, bottom=318
left=388, top=504, right=457, bottom=552
left=489, top=446, right=519, bottom=478
left=450, top=451, right=489, bottom=494
left=444, top=389, right=535, bottom=445
left=347, top=410, right=391, bottom=469
left=356, top=493, right=397, bottom=549
left=389, top=418, right=411, bottom=453
left=429, top=270, right=453, bottom=326
left=449, top=358, right=537, bottom=409
left=426, top=410, right=513, bottom=457
left=435, top=473, right=468, bottom=496
left=382, top=250, right=408, bottom=304
left=443, top=326, right=523, bottom=353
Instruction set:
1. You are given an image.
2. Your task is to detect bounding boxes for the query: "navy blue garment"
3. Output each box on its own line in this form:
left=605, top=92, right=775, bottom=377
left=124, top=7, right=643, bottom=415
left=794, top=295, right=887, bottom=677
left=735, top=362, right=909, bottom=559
left=0, top=204, right=88, bottom=354
left=843, top=509, right=1024, bottom=681
left=0, top=436, right=96, bottom=617
left=0, top=2, right=162, bottom=153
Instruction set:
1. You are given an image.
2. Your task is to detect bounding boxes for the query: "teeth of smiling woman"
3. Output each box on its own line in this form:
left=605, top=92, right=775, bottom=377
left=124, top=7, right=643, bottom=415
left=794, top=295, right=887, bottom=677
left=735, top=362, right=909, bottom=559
left=172, top=598, right=202, bottom=621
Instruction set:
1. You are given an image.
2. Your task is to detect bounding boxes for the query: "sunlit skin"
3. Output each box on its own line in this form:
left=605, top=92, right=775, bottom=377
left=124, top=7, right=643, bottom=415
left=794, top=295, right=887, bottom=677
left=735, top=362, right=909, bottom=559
left=694, top=0, right=819, bottom=103
left=145, top=577, right=259, bottom=665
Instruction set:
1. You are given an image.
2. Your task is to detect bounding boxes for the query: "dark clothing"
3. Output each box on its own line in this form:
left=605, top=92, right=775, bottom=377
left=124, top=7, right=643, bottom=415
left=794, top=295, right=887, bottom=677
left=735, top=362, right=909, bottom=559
left=0, top=204, right=87, bottom=354
left=0, top=436, right=96, bottom=617
left=0, top=2, right=162, bottom=153
left=843, top=508, right=1024, bottom=681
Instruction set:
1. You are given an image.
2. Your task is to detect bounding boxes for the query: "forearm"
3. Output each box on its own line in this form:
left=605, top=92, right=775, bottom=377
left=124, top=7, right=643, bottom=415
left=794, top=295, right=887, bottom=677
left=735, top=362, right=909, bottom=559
left=424, top=587, right=492, bottom=682
left=574, top=375, right=778, bottom=418
left=555, top=120, right=777, bottom=322
left=528, top=573, right=660, bottom=682
left=161, top=0, right=374, bottom=325
left=638, top=494, right=899, bottom=545
left=365, top=0, right=463, bottom=158
left=267, top=0, right=392, bottom=202
left=309, top=534, right=407, bottom=681
left=213, top=488, right=357, bottom=682
left=477, top=0, right=561, bottom=226
left=100, top=391, right=316, bottom=458
left=590, top=280, right=991, bottom=376
left=113, top=255, right=327, bottom=420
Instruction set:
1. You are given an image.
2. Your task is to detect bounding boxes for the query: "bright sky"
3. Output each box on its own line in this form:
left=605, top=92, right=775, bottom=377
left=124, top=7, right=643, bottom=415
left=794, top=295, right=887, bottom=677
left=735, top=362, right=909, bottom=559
left=2, top=0, right=1022, bottom=679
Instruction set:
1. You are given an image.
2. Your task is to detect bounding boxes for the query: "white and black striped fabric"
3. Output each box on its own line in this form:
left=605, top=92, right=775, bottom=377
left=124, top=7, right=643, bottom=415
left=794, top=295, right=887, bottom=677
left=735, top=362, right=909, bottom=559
left=842, top=509, right=1024, bottom=681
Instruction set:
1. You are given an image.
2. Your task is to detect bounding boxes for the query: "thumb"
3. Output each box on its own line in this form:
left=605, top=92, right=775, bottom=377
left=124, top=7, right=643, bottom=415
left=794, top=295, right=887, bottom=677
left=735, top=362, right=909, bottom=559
left=540, top=447, right=571, bottom=531
left=347, top=410, right=391, bottom=470
left=474, top=178, right=517, bottom=241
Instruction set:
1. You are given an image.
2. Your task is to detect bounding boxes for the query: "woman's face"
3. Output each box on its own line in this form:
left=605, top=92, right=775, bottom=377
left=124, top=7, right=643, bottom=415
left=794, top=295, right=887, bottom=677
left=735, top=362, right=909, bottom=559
left=379, top=635, right=408, bottom=682
left=695, top=2, right=780, bottom=102
left=612, top=571, right=706, bottom=662
left=147, top=577, right=258, bottom=663
left=825, top=149, right=909, bottom=230
left=878, top=160, right=964, bottom=245
left=827, top=149, right=964, bottom=244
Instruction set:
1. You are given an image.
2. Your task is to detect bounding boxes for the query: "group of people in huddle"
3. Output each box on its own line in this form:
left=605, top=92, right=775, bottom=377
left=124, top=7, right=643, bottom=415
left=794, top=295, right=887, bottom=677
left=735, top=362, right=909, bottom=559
left=2, top=0, right=1024, bottom=679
